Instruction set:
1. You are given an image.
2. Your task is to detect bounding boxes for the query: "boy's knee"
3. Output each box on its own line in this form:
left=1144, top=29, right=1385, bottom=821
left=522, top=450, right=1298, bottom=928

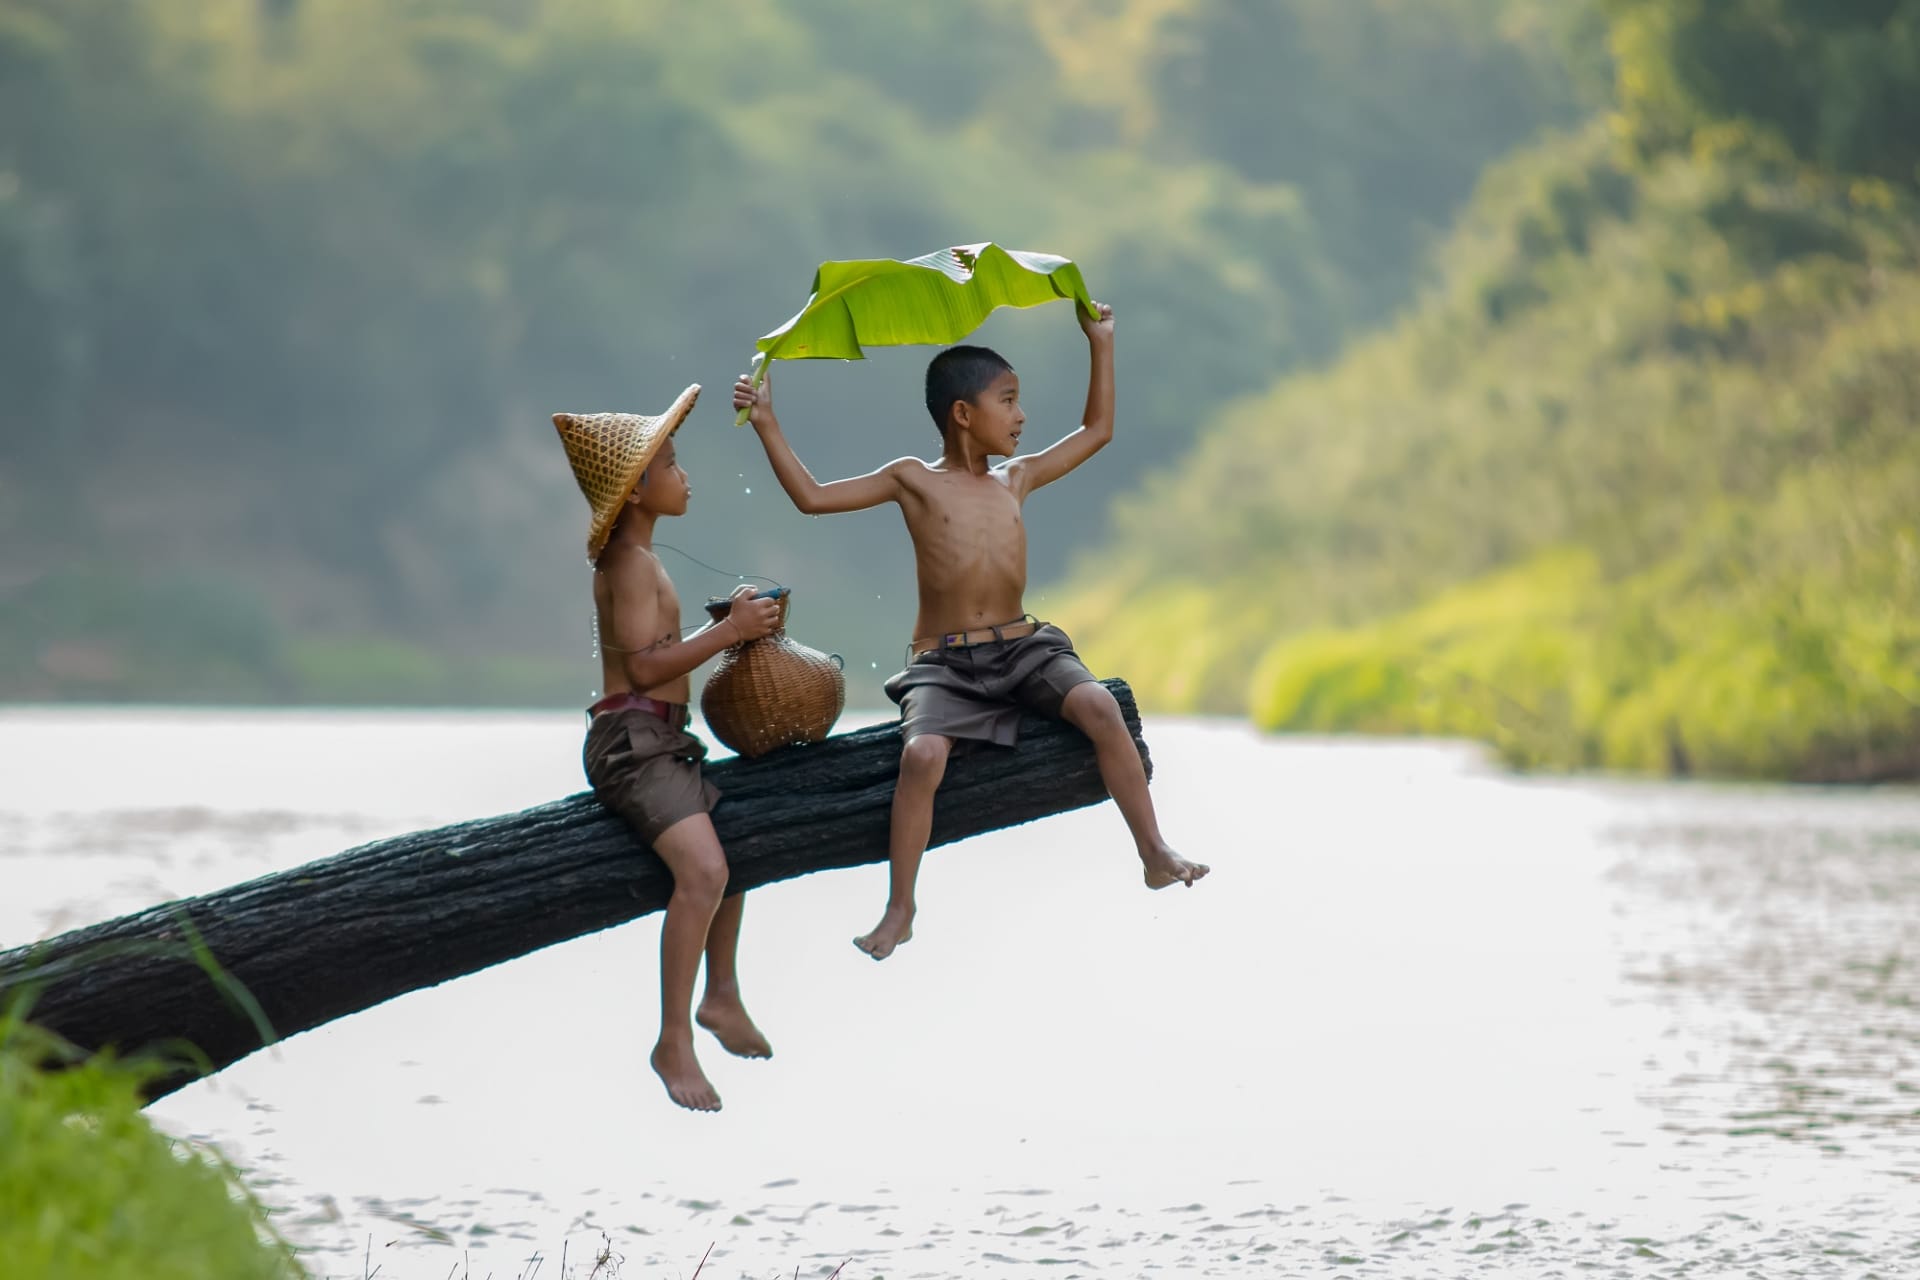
left=899, top=734, right=951, bottom=779
left=1065, top=682, right=1123, bottom=728
left=673, top=851, right=729, bottom=903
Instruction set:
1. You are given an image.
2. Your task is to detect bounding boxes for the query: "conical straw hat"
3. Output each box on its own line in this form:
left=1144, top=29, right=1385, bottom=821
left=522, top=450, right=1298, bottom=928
left=552, top=384, right=701, bottom=562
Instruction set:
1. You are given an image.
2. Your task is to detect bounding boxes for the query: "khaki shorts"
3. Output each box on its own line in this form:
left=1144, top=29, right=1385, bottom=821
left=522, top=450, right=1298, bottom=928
left=583, top=709, right=721, bottom=844
left=883, top=623, right=1099, bottom=747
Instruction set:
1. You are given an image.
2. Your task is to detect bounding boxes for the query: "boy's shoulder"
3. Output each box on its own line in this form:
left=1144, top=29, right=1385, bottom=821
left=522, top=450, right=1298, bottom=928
left=600, top=543, right=672, bottom=586
left=878, top=454, right=941, bottom=485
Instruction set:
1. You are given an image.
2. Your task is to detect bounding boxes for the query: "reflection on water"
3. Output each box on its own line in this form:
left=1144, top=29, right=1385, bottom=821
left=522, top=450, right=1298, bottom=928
left=1607, top=805, right=1920, bottom=1174
left=2, top=709, right=1916, bottom=1277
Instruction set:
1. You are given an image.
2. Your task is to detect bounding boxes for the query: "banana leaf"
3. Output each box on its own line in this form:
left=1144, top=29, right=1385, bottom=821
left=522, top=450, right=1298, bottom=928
left=734, top=242, right=1094, bottom=424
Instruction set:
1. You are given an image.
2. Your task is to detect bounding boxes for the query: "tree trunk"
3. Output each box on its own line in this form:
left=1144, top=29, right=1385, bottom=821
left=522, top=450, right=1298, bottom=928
left=0, top=681, right=1149, bottom=1102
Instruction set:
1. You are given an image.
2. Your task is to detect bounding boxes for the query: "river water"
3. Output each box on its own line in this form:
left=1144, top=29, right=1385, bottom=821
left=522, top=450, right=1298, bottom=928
left=2, top=708, right=1916, bottom=1278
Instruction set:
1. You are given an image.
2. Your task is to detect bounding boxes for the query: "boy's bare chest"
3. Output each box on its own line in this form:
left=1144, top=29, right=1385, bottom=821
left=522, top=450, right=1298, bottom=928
left=649, top=570, right=684, bottom=642
left=597, top=554, right=682, bottom=651
left=906, top=476, right=1024, bottom=558
left=653, top=568, right=681, bottom=616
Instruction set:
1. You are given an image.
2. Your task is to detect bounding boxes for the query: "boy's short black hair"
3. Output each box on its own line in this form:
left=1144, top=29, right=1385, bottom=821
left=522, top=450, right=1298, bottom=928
left=924, top=345, right=1015, bottom=437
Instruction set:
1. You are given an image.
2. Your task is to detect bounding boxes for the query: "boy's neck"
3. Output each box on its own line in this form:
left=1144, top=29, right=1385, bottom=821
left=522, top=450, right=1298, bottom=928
left=940, top=431, right=995, bottom=475
left=610, top=505, right=660, bottom=549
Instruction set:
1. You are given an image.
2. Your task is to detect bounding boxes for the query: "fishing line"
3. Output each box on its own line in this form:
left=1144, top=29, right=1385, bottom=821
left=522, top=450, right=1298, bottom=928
left=589, top=544, right=785, bottom=650
left=655, top=543, right=785, bottom=635
left=653, top=543, right=783, bottom=591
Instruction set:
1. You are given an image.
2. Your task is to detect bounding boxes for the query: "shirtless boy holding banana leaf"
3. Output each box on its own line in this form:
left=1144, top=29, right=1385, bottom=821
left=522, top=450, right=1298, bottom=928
left=734, top=300, right=1208, bottom=961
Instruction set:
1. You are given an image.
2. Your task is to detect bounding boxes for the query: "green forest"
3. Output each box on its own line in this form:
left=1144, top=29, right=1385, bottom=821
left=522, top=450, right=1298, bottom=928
left=0, top=0, right=1581, bottom=701
left=2, top=0, right=1914, bottom=780
left=1059, top=0, right=1920, bottom=781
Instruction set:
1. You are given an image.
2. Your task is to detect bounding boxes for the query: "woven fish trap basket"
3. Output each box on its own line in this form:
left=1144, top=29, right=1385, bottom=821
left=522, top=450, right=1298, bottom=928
left=700, top=591, right=846, bottom=759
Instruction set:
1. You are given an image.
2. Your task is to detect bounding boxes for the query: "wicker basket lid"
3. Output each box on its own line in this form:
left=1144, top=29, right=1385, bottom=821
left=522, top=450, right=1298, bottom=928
left=552, top=383, right=701, bottom=563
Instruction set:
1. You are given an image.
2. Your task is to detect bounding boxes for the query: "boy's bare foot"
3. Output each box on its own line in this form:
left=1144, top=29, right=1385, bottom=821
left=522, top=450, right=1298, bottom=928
left=696, top=997, right=773, bottom=1060
left=1143, top=847, right=1209, bottom=890
left=650, top=1038, right=721, bottom=1112
left=853, top=907, right=914, bottom=960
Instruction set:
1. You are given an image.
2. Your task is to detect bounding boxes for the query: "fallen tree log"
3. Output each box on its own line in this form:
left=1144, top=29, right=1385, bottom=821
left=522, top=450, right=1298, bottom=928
left=0, top=680, right=1149, bottom=1102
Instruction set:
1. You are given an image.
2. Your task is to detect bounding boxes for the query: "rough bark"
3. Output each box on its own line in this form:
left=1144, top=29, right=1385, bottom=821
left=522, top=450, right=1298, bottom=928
left=0, top=680, right=1148, bottom=1101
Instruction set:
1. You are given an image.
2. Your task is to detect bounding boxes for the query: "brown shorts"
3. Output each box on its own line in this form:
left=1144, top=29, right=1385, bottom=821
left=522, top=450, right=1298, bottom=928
left=883, top=623, right=1099, bottom=747
left=582, top=709, right=721, bottom=844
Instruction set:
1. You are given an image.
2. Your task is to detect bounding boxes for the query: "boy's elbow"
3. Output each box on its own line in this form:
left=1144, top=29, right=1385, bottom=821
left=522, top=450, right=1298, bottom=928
left=625, top=654, right=671, bottom=689
left=770, top=475, right=820, bottom=513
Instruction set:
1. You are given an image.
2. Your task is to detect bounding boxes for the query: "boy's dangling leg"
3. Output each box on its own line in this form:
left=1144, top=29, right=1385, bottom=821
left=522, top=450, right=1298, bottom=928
left=1058, top=682, right=1210, bottom=890
left=856, top=732, right=952, bottom=960
left=649, top=813, right=731, bottom=1111
left=697, top=892, right=773, bottom=1059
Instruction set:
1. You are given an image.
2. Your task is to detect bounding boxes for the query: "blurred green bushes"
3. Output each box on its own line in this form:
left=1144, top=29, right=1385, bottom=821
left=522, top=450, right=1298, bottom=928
left=0, top=1019, right=305, bottom=1279
left=1059, top=108, right=1920, bottom=778
left=0, top=566, right=577, bottom=704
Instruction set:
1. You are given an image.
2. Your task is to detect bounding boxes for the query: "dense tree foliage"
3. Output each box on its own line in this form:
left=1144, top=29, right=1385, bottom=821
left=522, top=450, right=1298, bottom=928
left=1607, top=0, right=1920, bottom=188
left=17, top=1, right=1906, bottom=777
left=1059, top=8, right=1920, bottom=779
left=0, top=0, right=1577, bottom=704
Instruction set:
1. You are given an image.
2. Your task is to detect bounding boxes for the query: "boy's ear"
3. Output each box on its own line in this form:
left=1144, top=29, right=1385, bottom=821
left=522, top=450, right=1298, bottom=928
left=950, top=397, right=972, bottom=431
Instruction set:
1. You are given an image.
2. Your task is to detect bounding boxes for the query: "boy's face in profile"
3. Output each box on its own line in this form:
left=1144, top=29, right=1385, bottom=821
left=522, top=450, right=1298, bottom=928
left=633, top=438, right=691, bottom=516
left=957, top=369, right=1025, bottom=457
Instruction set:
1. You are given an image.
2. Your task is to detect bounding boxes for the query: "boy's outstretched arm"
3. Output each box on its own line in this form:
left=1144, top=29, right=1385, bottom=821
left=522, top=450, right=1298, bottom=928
left=1007, top=301, right=1116, bottom=497
left=733, top=368, right=906, bottom=514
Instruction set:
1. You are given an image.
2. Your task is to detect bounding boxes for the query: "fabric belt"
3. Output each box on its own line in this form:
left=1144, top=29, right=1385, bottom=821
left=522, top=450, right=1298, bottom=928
left=910, top=616, right=1043, bottom=658
left=587, top=692, right=690, bottom=728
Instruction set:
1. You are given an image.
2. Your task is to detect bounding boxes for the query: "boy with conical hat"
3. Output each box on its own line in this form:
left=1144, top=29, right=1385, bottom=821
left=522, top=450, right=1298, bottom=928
left=553, top=384, right=783, bottom=1112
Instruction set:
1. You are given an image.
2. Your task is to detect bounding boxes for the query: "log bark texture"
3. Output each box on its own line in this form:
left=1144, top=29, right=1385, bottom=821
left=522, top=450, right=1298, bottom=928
left=0, top=680, right=1148, bottom=1101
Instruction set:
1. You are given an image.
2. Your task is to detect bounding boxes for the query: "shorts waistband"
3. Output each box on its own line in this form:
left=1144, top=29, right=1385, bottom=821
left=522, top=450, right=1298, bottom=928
left=910, top=615, right=1043, bottom=658
left=587, top=692, right=690, bottom=729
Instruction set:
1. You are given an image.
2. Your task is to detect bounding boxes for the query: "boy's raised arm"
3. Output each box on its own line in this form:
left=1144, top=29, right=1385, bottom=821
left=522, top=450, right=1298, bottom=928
left=1008, top=301, right=1115, bottom=497
left=733, top=369, right=906, bottom=514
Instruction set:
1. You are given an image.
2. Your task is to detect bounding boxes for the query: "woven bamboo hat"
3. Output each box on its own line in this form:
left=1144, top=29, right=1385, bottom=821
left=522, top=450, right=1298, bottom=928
left=552, top=384, right=701, bottom=562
